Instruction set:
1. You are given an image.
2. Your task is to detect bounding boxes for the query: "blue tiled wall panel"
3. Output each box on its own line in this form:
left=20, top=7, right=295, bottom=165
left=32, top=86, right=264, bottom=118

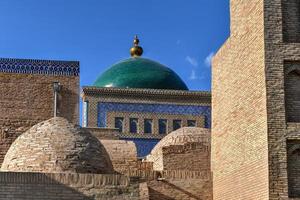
left=123, top=138, right=160, bottom=157
left=97, top=102, right=211, bottom=157
left=97, top=102, right=211, bottom=128
left=0, top=58, right=79, bottom=76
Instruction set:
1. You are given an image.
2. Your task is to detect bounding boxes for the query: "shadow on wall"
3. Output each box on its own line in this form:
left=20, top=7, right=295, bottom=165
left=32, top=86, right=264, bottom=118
left=86, top=132, right=115, bottom=174
left=59, top=87, right=78, bottom=124
left=148, top=179, right=204, bottom=200
left=0, top=172, right=136, bottom=200
left=148, top=188, right=175, bottom=200
left=0, top=172, right=93, bottom=200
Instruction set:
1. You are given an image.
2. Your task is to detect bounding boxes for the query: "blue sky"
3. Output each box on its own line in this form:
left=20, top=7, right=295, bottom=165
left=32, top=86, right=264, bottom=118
left=0, top=0, right=230, bottom=91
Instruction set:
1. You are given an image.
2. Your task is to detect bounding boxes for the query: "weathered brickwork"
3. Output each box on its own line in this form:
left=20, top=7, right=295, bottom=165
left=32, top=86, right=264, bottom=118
left=212, top=0, right=300, bottom=199
left=1, top=118, right=114, bottom=174
left=147, top=176, right=212, bottom=200
left=100, top=139, right=139, bottom=173
left=212, top=0, right=269, bottom=199
left=264, top=0, right=300, bottom=199
left=0, top=172, right=140, bottom=200
left=147, top=127, right=210, bottom=171
left=0, top=59, right=79, bottom=166
left=162, top=142, right=209, bottom=171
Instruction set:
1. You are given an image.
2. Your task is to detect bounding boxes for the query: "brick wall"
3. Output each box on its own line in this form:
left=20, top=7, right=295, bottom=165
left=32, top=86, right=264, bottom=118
left=0, top=172, right=139, bottom=200
left=0, top=72, right=79, bottom=166
left=162, top=142, right=209, bottom=171
left=213, top=0, right=300, bottom=199
left=211, top=0, right=269, bottom=199
left=100, top=139, right=139, bottom=173
left=264, top=0, right=300, bottom=199
left=147, top=127, right=210, bottom=171
left=147, top=172, right=212, bottom=200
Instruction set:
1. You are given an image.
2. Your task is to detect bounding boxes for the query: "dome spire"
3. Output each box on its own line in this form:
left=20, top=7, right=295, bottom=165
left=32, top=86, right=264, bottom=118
left=130, top=35, right=143, bottom=57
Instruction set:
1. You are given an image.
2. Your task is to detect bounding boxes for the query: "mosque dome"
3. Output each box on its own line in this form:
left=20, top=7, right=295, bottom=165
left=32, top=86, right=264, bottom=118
left=146, top=127, right=210, bottom=171
left=1, top=117, right=114, bottom=174
left=93, top=36, right=188, bottom=90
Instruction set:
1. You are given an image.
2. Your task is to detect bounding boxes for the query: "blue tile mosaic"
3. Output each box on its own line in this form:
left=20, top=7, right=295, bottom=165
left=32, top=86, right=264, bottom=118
left=97, top=102, right=211, bottom=157
left=97, top=102, right=211, bottom=128
left=0, top=58, right=79, bottom=76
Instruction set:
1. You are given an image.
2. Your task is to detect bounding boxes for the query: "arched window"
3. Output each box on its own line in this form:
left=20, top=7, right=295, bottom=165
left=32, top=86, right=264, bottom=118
left=285, top=69, right=300, bottom=122
left=159, top=119, right=167, bottom=134
left=287, top=140, right=300, bottom=197
left=282, top=0, right=300, bottom=43
left=187, top=120, right=196, bottom=127
left=130, top=118, right=138, bottom=133
left=144, top=119, right=153, bottom=134
left=173, top=120, right=182, bottom=131
left=114, top=117, right=124, bottom=132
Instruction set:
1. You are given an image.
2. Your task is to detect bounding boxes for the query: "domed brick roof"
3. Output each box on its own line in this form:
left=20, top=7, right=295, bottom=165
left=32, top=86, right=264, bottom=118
left=1, top=117, right=114, bottom=174
left=146, top=127, right=210, bottom=171
left=93, top=57, right=188, bottom=90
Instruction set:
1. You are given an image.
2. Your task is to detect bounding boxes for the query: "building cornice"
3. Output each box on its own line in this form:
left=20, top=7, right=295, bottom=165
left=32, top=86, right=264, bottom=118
left=82, top=86, right=211, bottom=99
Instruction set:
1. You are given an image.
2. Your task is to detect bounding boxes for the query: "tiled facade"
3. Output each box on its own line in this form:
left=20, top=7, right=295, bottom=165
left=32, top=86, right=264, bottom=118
left=82, top=87, right=211, bottom=157
left=106, top=111, right=204, bottom=135
left=98, top=102, right=209, bottom=129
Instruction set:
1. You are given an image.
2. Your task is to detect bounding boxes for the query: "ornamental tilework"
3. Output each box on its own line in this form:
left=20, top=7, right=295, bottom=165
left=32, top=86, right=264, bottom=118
left=97, top=102, right=211, bottom=128
left=0, top=58, right=79, bottom=76
left=122, top=138, right=160, bottom=158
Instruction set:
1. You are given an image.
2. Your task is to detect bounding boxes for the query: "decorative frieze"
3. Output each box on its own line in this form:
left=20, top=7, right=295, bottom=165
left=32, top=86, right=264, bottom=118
left=0, top=58, right=79, bottom=76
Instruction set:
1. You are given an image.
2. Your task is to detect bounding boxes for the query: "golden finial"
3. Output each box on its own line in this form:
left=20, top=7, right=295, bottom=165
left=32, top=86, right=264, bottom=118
left=130, top=35, right=143, bottom=57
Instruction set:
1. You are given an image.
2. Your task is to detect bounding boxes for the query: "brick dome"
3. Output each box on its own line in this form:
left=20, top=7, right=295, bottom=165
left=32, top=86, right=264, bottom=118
left=1, top=117, right=113, bottom=174
left=146, top=127, right=210, bottom=170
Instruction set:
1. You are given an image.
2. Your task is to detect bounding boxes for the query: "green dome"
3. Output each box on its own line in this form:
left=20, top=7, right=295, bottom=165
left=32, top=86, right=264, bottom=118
left=94, top=57, right=188, bottom=90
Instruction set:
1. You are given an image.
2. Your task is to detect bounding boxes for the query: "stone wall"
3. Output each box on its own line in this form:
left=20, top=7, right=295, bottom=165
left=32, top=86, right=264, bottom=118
left=162, top=142, right=210, bottom=171
left=211, top=0, right=269, bottom=199
left=0, top=59, right=79, bottom=166
left=0, top=172, right=139, bottom=200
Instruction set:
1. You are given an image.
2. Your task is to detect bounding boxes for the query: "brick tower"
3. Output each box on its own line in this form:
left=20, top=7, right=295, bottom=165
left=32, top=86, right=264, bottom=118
left=212, top=0, right=300, bottom=199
